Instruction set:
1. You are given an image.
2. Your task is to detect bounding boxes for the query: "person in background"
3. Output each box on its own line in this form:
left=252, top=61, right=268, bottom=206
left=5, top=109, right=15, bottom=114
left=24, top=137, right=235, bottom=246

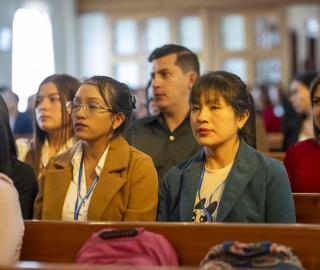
left=282, top=72, right=318, bottom=151
left=0, top=173, right=24, bottom=265
left=284, top=75, right=320, bottom=192
left=157, top=71, right=295, bottom=223
left=16, top=74, right=79, bottom=180
left=259, top=83, right=281, bottom=133
left=0, top=94, right=38, bottom=219
left=130, top=44, right=203, bottom=184
left=33, top=76, right=158, bottom=221
left=0, top=87, right=33, bottom=139
left=145, top=80, right=160, bottom=116
left=268, top=83, right=297, bottom=151
left=129, top=88, right=148, bottom=122
left=26, top=93, right=36, bottom=117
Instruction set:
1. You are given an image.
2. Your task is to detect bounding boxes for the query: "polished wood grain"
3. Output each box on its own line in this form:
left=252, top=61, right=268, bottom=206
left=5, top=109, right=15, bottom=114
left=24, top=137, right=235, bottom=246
left=20, top=221, right=320, bottom=269
left=2, top=263, right=197, bottom=270
left=293, top=193, right=320, bottom=224
left=267, top=133, right=284, bottom=152
left=263, top=151, right=286, bottom=162
left=77, top=0, right=320, bottom=14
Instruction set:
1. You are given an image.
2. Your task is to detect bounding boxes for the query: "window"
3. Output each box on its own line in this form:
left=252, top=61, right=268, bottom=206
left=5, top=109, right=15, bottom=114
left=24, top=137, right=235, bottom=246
left=113, top=19, right=138, bottom=55
left=108, top=15, right=204, bottom=89
left=255, top=15, right=280, bottom=49
left=223, top=58, right=247, bottom=82
left=113, top=61, right=139, bottom=89
left=0, top=27, right=11, bottom=52
left=215, top=10, right=285, bottom=87
left=145, top=18, right=170, bottom=53
left=12, top=9, right=55, bottom=111
left=179, top=16, right=203, bottom=52
left=78, top=2, right=304, bottom=92
left=221, top=15, right=246, bottom=51
left=79, top=13, right=108, bottom=77
left=256, top=57, right=281, bottom=84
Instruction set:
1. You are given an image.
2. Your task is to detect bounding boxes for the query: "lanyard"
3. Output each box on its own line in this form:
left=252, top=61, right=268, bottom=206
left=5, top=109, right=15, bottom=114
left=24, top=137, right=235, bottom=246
left=197, top=166, right=226, bottom=222
left=74, top=154, right=99, bottom=220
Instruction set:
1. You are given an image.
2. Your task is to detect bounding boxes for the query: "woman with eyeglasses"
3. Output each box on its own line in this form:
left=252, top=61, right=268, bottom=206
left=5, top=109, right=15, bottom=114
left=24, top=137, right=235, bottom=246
left=33, top=76, right=158, bottom=221
left=16, top=74, right=79, bottom=180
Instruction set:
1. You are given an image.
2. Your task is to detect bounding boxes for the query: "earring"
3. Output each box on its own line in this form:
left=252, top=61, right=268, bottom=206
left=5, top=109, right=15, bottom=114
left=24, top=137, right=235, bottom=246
left=113, top=126, right=116, bottom=130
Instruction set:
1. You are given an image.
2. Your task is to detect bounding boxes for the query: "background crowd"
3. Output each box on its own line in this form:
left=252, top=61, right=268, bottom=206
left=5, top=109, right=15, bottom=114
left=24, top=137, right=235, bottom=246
left=0, top=43, right=319, bottom=265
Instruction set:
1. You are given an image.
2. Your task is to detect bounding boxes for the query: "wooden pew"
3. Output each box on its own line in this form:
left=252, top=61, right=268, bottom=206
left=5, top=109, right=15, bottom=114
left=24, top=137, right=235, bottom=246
left=267, top=132, right=283, bottom=152
left=17, top=220, right=320, bottom=270
left=293, top=193, right=320, bottom=224
left=263, top=151, right=286, bottom=162
left=4, top=263, right=195, bottom=270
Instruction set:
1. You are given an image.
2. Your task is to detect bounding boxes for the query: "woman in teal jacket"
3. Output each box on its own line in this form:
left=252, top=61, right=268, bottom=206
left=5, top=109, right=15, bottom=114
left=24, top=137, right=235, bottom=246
left=157, top=71, right=295, bottom=223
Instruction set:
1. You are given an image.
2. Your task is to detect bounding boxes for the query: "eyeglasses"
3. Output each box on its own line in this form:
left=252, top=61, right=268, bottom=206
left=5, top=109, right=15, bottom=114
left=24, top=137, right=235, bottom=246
left=66, top=101, right=115, bottom=116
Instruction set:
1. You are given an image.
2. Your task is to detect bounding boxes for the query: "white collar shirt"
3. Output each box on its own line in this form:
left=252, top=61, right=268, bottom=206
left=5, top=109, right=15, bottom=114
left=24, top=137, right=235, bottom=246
left=62, top=141, right=109, bottom=221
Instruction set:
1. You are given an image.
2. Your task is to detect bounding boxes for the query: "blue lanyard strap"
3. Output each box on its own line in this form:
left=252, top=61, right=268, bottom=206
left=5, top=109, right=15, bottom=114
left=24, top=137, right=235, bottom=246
left=74, top=154, right=99, bottom=220
left=197, top=166, right=226, bottom=222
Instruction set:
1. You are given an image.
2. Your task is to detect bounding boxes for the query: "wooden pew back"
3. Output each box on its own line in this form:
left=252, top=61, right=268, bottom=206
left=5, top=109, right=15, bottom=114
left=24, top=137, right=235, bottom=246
left=21, top=221, right=320, bottom=270
left=263, top=151, right=285, bottom=162
left=293, top=193, right=320, bottom=224
left=267, top=133, right=283, bottom=151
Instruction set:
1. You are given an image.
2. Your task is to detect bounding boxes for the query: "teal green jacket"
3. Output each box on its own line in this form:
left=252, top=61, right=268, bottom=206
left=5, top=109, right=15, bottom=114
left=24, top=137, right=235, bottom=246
left=157, top=139, right=296, bottom=223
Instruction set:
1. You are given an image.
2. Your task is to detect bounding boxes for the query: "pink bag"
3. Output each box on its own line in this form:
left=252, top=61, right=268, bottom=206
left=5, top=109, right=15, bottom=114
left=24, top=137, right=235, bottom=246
left=75, top=227, right=179, bottom=266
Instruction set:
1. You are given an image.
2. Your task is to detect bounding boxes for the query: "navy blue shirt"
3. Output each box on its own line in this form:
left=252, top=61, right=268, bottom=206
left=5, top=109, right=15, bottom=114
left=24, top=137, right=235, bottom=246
left=130, top=113, right=203, bottom=185
left=13, top=112, right=33, bottom=135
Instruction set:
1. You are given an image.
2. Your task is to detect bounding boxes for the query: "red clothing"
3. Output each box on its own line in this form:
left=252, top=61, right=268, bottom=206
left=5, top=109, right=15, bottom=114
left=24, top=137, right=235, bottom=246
left=284, top=139, right=320, bottom=192
left=262, top=105, right=281, bottom=133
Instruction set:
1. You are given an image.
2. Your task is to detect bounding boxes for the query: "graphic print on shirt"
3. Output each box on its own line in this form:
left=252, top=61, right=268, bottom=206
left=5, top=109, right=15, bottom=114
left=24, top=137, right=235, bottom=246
left=192, top=198, right=217, bottom=223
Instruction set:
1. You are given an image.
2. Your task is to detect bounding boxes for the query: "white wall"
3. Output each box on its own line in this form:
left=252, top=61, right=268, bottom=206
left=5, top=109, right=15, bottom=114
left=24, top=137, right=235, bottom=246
left=78, top=12, right=109, bottom=78
left=50, top=0, right=78, bottom=76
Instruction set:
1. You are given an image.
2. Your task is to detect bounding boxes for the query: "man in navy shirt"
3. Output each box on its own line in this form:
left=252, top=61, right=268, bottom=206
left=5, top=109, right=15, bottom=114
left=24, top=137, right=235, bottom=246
left=130, top=44, right=202, bottom=184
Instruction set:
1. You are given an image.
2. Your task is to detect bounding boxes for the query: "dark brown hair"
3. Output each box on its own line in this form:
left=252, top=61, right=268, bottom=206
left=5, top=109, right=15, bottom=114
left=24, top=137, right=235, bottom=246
left=148, top=44, right=200, bottom=77
left=190, top=70, right=256, bottom=149
left=310, top=75, right=320, bottom=143
left=80, top=76, right=136, bottom=141
left=0, top=95, right=17, bottom=177
left=26, top=74, right=78, bottom=177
